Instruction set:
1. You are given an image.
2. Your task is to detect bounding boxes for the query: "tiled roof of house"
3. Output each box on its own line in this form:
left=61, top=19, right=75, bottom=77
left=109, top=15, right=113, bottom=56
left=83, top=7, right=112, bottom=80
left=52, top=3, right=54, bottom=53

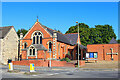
left=0, top=26, right=13, bottom=39
left=109, top=37, right=118, bottom=44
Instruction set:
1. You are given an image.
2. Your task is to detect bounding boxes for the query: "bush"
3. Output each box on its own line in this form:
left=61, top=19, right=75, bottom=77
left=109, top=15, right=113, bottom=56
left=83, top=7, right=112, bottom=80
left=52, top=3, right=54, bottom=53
left=60, top=58, right=70, bottom=62
left=65, top=52, right=71, bottom=59
left=65, top=57, right=70, bottom=62
left=60, top=58, right=66, bottom=61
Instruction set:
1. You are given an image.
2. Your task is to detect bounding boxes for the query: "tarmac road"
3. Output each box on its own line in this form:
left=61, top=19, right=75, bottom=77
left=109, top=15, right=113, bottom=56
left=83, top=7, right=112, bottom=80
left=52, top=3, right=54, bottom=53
left=0, top=65, right=119, bottom=78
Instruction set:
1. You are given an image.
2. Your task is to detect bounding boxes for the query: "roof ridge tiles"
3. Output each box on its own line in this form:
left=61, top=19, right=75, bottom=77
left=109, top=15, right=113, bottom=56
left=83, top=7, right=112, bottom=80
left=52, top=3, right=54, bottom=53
left=64, top=33, right=78, bottom=35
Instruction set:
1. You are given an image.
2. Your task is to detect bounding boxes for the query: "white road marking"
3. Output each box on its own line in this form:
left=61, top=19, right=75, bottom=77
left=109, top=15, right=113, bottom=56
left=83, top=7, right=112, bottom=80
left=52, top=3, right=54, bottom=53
left=49, top=74, right=54, bottom=76
left=66, top=72, right=70, bottom=73
left=54, top=73, right=59, bottom=75
left=32, top=75, right=37, bottom=76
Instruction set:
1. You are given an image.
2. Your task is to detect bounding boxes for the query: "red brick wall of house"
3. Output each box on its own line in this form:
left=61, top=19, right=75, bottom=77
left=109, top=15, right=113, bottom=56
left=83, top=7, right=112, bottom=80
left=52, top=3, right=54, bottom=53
left=37, top=50, right=45, bottom=59
left=22, top=50, right=27, bottom=59
left=87, top=44, right=120, bottom=61
left=20, top=22, right=77, bottom=60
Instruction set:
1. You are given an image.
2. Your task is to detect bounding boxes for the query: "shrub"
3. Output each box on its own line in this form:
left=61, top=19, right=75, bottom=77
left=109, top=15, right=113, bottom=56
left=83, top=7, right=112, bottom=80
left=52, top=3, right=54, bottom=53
left=60, top=58, right=66, bottom=61
left=65, top=52, right=71, bottom=59
left=60, top=58, right=70, bottom=62
left=65, top=57, right=70, bottom=62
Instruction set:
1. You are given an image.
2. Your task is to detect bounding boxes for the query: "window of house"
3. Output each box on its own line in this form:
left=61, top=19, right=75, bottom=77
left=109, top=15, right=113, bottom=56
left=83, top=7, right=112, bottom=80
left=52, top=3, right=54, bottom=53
left=40, top=36, right=42, bottom=44
left=24, top=42, right=27, bottom=49
left=49, top=42, right=52, bottom=51
left=33, top=36, right=35, bottom=44
left=33, top=31, right=42, bottom=44
left=29, top=46, right=35, bottom=56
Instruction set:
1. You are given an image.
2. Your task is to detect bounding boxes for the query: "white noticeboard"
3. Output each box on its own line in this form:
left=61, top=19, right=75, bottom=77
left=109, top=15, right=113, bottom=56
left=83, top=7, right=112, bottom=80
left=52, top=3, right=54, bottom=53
left=86, top=53, right=89, bottom=58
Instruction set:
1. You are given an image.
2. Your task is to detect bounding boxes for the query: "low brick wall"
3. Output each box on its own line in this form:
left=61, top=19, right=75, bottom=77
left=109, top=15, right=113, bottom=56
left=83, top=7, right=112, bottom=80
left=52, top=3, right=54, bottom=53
left=79, top=60, right=85, bottom=66
left=12, top=60, right=75, bottom=67
left=12, top=60, right=48, bottom=67
left=50, top=60, right=67, bottom=67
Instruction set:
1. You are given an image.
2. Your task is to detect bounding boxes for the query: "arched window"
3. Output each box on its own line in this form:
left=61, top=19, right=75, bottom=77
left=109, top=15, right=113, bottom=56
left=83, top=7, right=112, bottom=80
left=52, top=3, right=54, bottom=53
left=29, top=46, right=35, bottom=55
left=24, top=42, right=27, bottom=49
left=40, top=36, right=42, bottom=44
left=49, top=42, right=52, bottom=51
left=32, top=32, right=42, bottom=44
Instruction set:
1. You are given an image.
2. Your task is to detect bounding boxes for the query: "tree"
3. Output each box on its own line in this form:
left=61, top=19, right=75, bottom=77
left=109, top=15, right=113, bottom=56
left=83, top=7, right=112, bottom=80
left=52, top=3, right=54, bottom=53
left=66, top=23, right=90, bottom=46
left=65, top=23, right=117, bottom=46
left=117, top=40, right=120, bottom=43
left=17, top=29, right=28, bottom=37
left=95, top=25, right=116, bottom=44
left=57, top=30, right=62, bottom=33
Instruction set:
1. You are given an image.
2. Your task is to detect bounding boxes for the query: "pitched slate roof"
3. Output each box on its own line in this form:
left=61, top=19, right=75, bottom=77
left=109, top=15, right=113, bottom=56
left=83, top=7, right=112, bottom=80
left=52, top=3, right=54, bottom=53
left=33, top=44, right=47, bottom=51
left=109, top=37, right=118, bottom=44
left=64, top=33, right=78, bottom=45
left=79, top=44, right=87, bottom=49
left=22, top=44, right=47, bottom=51
left=41, top=24, right=74, bottom=45
left=0, top=26, right=13, bottom=39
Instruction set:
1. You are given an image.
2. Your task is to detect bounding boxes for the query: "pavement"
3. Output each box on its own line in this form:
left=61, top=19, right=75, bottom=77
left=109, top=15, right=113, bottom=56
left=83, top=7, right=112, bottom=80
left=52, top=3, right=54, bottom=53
left=0, top=65, right=119, bottom=78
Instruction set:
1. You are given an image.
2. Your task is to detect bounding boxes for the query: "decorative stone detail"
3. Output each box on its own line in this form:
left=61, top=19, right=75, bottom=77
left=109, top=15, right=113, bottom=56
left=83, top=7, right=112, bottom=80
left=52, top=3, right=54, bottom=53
left=53, top=31, right=57, bottom=59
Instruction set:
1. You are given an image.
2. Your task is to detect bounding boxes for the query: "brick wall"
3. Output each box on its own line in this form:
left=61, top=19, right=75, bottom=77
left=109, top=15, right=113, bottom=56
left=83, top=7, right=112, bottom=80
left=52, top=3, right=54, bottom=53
left=22, top=50, right=27, bottom=59
left=79, top=60, right=85, bottom=66
left=12, top=60, right=76, bottom=67
left=12, top=60, right=48, bottom=67
left=87, top=44, right=120, bottom=61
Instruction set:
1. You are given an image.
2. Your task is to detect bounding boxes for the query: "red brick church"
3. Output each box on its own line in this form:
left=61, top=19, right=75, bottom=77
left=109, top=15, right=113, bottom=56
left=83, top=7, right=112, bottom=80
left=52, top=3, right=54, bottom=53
left=19, top=19, right=87, bottom=61
left=12, top=19, right=119, bottom=67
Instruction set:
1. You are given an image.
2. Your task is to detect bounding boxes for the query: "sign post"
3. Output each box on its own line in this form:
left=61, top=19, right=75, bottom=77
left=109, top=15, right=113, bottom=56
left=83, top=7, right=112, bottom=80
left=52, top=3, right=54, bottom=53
left=30, top=64, right=35, bottom=72
left=9, top=63, right=13, bottom=71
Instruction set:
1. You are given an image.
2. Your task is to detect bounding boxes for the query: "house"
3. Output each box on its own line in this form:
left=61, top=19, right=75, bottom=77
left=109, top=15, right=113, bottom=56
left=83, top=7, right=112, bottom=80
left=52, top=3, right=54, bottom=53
left=0, top=26, right=19, bottom=64
left=87, top=37, right=120, bottom=61
left=19, top=19, right=87, bottom=61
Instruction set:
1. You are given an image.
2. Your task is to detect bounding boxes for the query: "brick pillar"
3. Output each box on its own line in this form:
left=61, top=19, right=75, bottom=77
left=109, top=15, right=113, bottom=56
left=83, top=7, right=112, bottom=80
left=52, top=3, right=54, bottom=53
left=53, top=31, right=57, bottom=59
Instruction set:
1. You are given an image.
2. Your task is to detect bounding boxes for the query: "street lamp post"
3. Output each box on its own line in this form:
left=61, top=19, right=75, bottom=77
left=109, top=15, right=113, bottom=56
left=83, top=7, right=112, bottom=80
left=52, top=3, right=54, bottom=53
left=76, top=21, right=79, bottom=68
left=49, top=49, right=51, bottom=68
